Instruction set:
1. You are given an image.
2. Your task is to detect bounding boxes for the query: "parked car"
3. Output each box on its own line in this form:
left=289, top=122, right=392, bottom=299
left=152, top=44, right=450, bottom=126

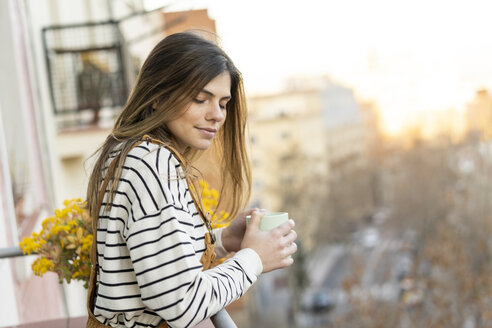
left=311, top=291, right=335, bottom=313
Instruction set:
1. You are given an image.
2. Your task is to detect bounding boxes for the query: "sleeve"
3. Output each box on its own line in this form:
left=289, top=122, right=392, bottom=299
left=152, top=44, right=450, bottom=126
left=124, top=150, right=262, bottom=328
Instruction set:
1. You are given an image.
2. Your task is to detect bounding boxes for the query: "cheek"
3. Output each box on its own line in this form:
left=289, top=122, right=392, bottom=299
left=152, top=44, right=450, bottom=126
left=218, top=115, right=229, bottom=134
left=219, top=111, right=227, bottom=126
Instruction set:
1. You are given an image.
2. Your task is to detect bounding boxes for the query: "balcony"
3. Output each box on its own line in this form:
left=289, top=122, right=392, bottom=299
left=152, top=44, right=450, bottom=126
left=43, top=21, right=128, bottom=131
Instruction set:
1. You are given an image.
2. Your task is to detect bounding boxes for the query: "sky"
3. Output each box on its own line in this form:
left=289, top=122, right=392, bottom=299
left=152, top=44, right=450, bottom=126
left=151, top=0, right=492, bottom=135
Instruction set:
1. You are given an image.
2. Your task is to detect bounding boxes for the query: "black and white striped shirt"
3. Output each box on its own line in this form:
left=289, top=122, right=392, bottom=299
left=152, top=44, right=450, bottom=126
left=94, top=141, right=262, bottom=328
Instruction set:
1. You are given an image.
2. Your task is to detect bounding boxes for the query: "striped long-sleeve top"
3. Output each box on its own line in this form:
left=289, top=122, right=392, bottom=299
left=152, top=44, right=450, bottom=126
left=93, top=141, right=263, bottom=328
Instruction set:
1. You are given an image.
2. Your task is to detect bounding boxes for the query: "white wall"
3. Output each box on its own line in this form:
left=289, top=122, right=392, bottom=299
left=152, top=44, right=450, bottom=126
left=0, top=0, right=50, bottom=213
left=0, top=0, right=66, bottom=323
left=0, top=105, right=20, bottom=326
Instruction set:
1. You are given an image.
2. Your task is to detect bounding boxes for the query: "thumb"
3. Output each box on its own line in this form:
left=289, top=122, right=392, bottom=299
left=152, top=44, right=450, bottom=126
left=247, top=210, right=264, bottom=231
left=243, top=208, right=258, bottom=216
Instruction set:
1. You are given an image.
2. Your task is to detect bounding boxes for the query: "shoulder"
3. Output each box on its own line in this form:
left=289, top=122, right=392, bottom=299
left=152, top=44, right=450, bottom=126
left=126, top=141, right=183, bottom=177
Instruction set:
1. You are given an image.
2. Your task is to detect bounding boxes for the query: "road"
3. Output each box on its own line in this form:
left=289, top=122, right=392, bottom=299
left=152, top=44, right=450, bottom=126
left=248, top=226, right=412, bottom=327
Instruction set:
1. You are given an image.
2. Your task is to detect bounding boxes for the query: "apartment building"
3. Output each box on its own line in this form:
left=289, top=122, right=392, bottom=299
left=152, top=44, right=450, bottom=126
left=247, top=78, right=380, bottom=249
left=466, top=89, right=492, bottom=139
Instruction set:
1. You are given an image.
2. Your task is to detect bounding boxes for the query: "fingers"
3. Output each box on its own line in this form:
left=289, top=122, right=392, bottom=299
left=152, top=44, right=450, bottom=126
left=267, top=243, right=296, bottom=271
left=280, top=229, right=297, bottom=261
left=283, top=242, right=297, bottom=257
left=282, top=229, right=297, bottom=246
left=242, top=214, right=297, bottom=272
left=240, top=208, right=257, bottom=218
left=273, top=219, right=295, bottom=237
left=280, top=255, right=295, bottom=268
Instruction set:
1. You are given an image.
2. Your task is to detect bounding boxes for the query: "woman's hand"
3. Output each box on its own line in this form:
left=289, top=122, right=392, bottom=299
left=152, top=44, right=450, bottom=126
left=240, top=210, right=297, bottom=273
left=221, top=208, right=259, bottom=252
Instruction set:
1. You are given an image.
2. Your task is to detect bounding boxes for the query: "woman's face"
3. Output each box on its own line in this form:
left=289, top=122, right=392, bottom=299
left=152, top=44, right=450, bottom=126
left=166, top=71, right=231, bottom=153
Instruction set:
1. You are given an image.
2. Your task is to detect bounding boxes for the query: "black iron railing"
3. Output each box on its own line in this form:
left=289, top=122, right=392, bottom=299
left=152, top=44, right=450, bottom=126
left=40, top=5, right=191, bottom=132
left=42, top=21, right=127, bottom=130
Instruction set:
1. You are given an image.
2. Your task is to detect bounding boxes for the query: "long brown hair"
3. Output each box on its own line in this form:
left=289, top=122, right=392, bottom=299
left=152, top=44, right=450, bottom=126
left=86, top=31, right=251, bottom=221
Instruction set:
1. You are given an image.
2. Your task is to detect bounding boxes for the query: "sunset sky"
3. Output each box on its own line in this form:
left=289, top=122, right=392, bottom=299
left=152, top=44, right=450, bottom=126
left=151, top=0, right=492, bottom=135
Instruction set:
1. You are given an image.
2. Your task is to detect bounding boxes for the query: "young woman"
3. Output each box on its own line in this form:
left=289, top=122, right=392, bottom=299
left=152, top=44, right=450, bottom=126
left=85, top=32, right=297, bottom=328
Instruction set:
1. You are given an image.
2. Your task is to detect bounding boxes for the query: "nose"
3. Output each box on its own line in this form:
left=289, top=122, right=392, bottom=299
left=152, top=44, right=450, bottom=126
left=206, top=102, right=226, bottom=123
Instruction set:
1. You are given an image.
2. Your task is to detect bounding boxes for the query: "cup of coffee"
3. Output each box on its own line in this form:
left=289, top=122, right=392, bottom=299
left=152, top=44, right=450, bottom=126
left=246, top=212, right=289, bottom=231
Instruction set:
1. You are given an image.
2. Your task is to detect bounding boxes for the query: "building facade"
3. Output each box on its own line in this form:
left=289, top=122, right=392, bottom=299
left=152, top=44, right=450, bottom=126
left=0, top=1, right=218, bottom=326
left=247, top=77, right=381, bottom=250
left=466, top=89, right=492, bottom=139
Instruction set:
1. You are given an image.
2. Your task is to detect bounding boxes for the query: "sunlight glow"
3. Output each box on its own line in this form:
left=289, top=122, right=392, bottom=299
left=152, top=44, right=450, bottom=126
left=158, top=0, right=492, bottom=137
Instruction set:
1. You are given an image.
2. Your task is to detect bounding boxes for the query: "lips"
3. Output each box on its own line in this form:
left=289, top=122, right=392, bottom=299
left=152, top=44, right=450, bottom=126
left=196, top=127, right=217, bottom=138
left=198, top=127, right=217, bottom=133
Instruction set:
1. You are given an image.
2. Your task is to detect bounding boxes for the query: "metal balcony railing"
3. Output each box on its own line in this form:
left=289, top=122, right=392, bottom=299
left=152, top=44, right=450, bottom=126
left=42, top=21, right=128, bottom=131
left=40, top=5, right=191, bottom=132
left=0, top=246, right=24, bottom=258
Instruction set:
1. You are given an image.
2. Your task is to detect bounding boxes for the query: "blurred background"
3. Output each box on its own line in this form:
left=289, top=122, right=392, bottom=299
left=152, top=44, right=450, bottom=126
left=1, top=0, right=492, bottom=327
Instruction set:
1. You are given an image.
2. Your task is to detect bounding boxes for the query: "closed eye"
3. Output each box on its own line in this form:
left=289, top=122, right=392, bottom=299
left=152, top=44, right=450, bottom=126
left=194, top=98, right=228, bottom=109
left=220, top=99, right=230, bottom=110
left=201, top=89, right=231, bottom=106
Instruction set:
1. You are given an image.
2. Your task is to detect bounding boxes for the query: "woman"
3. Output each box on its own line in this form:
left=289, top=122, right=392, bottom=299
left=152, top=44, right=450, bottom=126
left=85, top=32, right=298, bottom=328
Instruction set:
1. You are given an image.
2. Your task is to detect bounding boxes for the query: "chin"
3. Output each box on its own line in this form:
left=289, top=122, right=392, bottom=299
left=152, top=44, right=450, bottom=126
left=191, top=141, right=213, bottom=151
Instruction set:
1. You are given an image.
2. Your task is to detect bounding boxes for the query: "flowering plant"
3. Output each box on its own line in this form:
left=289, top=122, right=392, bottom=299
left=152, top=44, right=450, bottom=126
left=19, top=198, right=93, bottom=288
left=199, top=179, right=230, bottom=229
left=17, top=181, right=226, bottom=288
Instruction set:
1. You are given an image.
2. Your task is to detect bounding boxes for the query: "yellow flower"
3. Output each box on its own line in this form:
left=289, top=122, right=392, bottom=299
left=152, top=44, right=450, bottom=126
left=19, top=237, right=35, bottom=255
left=42, top=217, right=54, bottom=229
left=50, top=225, right=62, bottom=235
left=81, top=235, right=93, bottom=252
left=32, top=258, right=54, bottom=276
left=20, top=198, right=93, bottom=287
left=199, top=179, right=231, bottom=229
left=73, top=203, right=83, bottom=214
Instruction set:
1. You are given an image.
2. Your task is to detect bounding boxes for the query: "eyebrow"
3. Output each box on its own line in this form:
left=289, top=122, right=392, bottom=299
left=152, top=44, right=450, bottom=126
left=201, top=89, right=231, bottom=100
